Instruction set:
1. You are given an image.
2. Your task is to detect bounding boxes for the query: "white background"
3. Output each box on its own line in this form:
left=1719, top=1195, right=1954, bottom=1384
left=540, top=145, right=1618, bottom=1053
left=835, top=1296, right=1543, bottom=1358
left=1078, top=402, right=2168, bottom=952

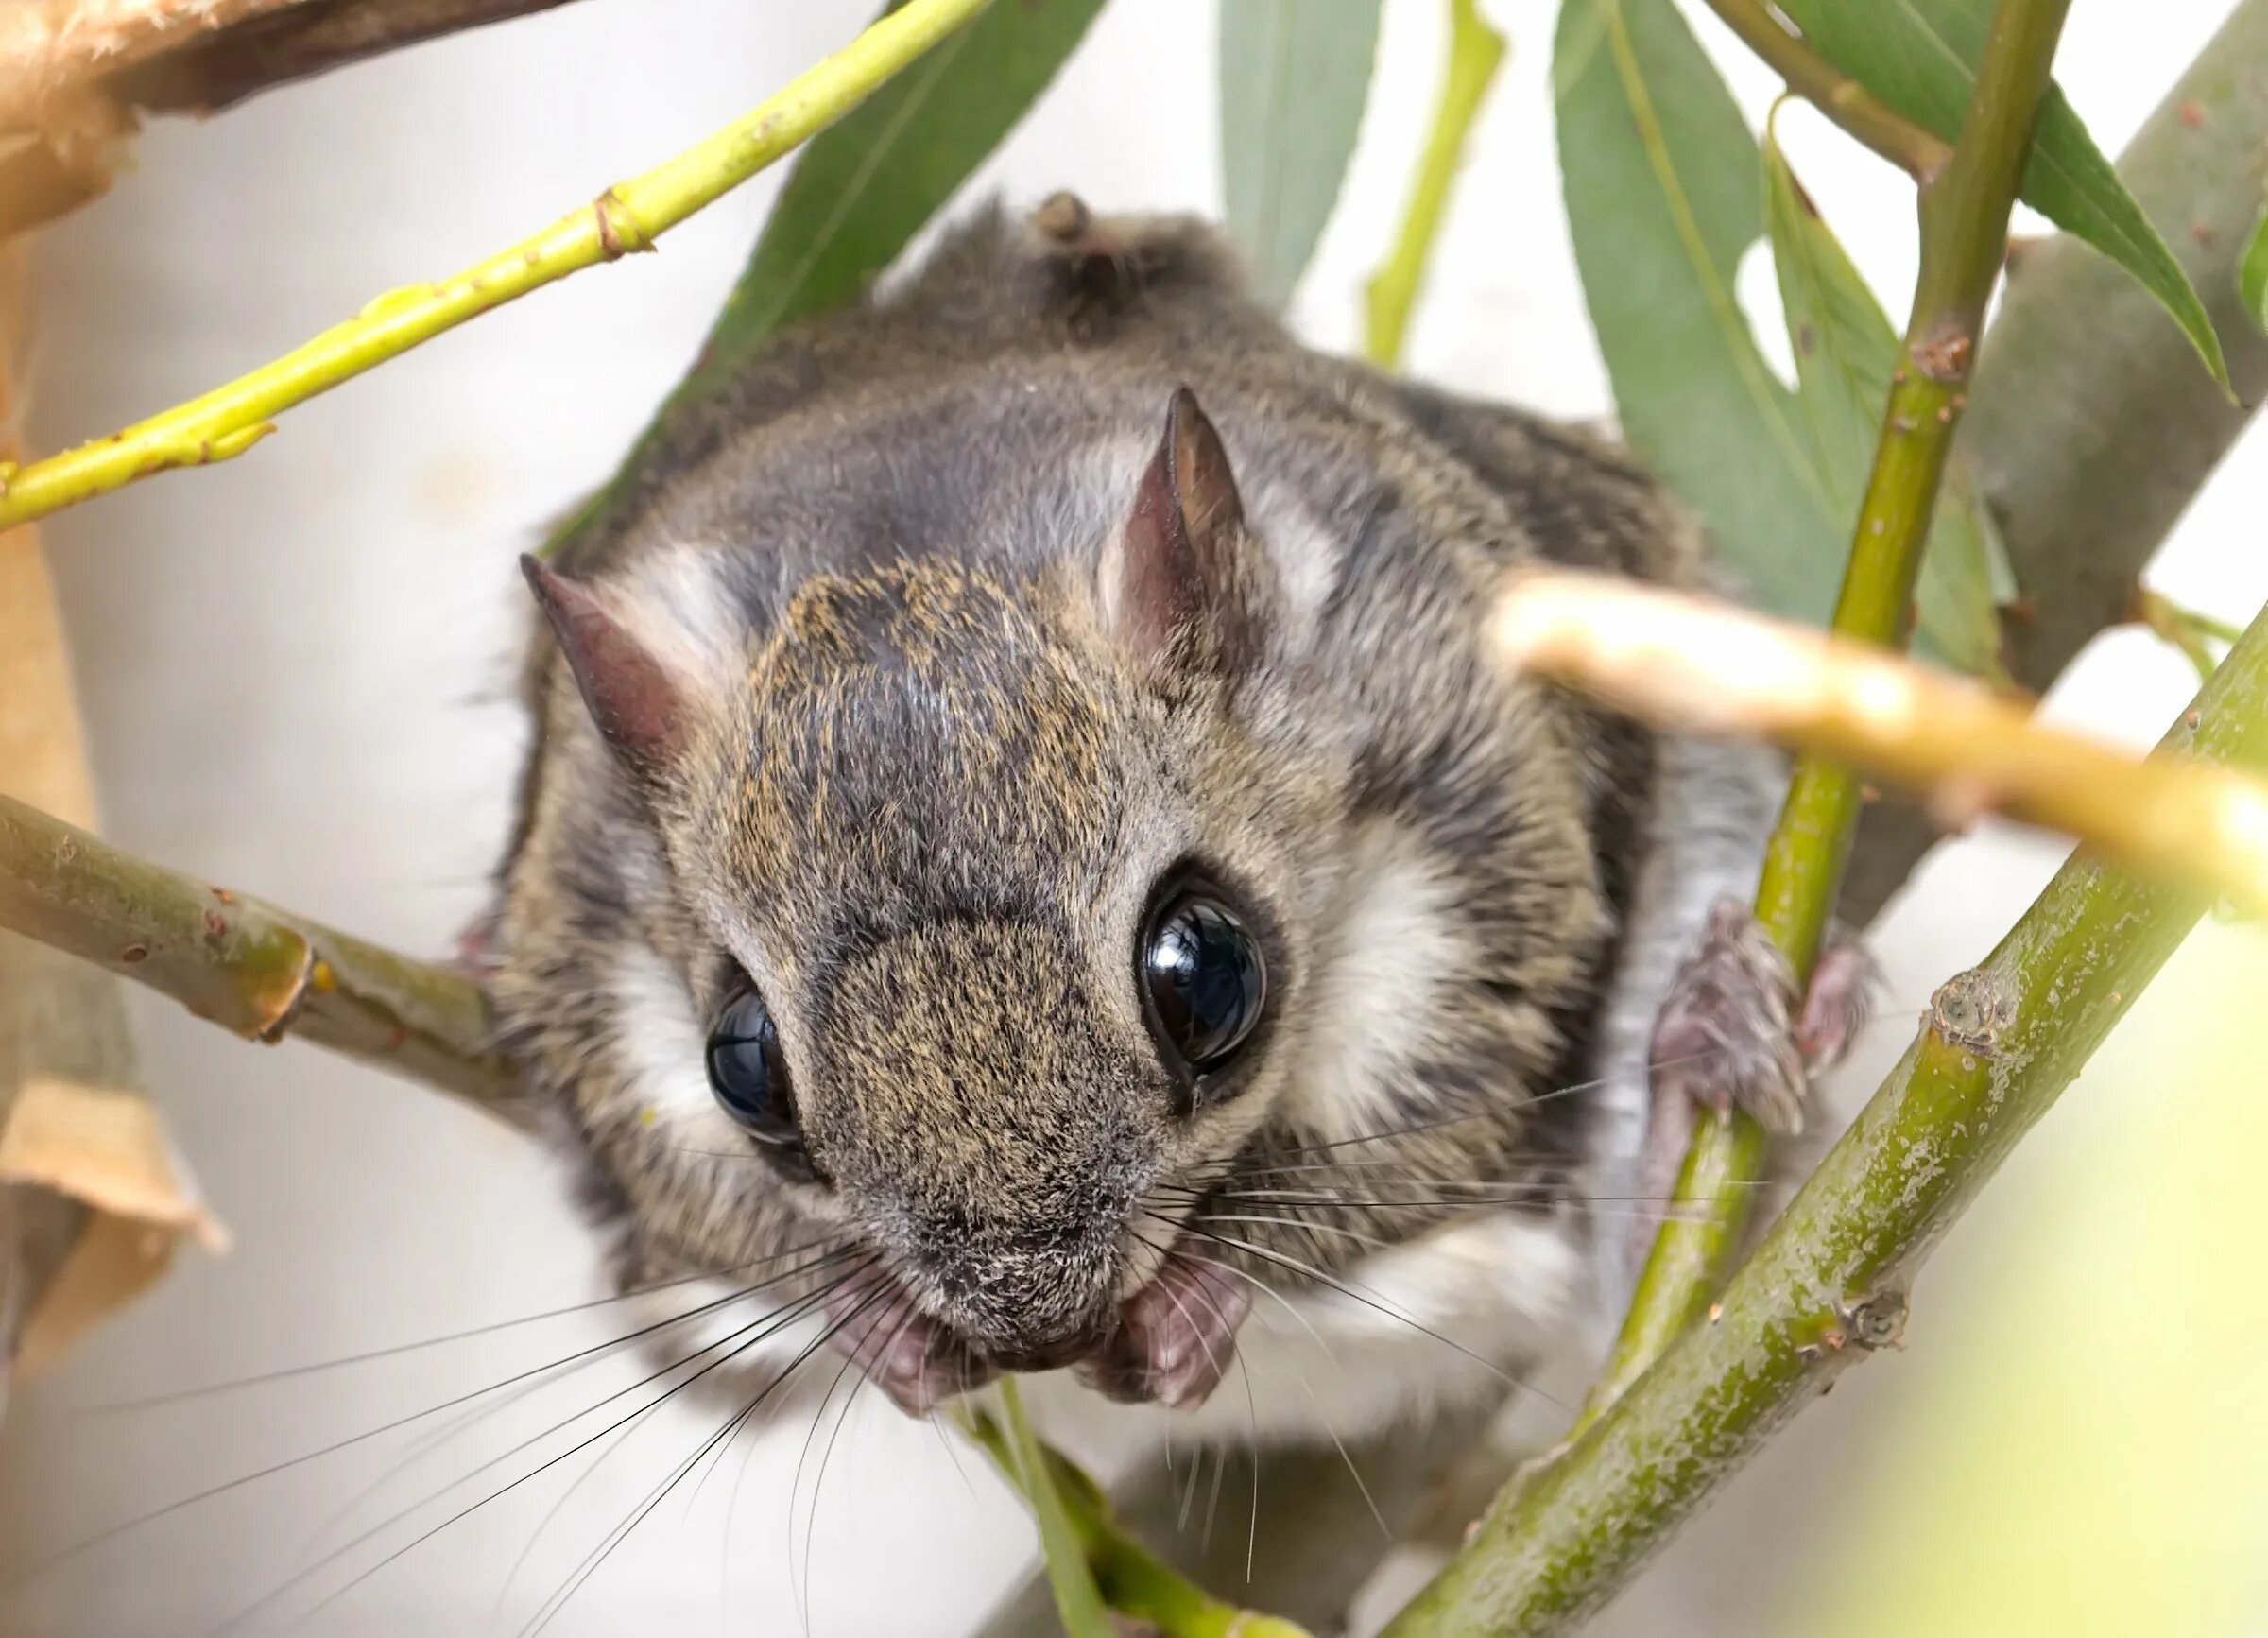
left=2, top=2, right=2264, bottom=1634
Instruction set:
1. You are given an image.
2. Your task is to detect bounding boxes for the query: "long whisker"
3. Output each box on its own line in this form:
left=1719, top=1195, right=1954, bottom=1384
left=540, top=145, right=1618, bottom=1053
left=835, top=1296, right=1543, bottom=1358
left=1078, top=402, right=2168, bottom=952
left=1130, top=1228, right=1387, bottom=1542
left=206, top=1257, right=872, bottom=1637
left=1182, top=1212, right=1403, bottom=1254
left=1184, top=1058, right=1707, bottom=1169
left=87, top=1244, right=834, bottom=1411
left=488, top=1393, right=651, bottom=1626
left=1177, top=1149, right=1595, bottom=1179
left=1167, top=1224, right=1569, bottom=1417
left=1129, top=1216, right=1387, bottom=1533
left=520, top=1285, right=885, bottom=1638
left=1168, top=1186, right=1744, bottom=1218
left=792, top=1284, right=897, bottom=1633
left=12, top=1243, right=852, bottom=1589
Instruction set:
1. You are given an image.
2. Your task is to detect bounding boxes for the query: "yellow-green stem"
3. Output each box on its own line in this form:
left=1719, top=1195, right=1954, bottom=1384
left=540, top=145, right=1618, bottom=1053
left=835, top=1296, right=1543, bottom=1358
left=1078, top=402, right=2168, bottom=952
left=1698, top=0, right=1952, bottom=180
left=995, top=1378, right=1114, bottom=1638
left=0, top=0, right=997, bottom=533
left=2136, top=587, right=2242, bottom=680
left=1363, top=0, right=1506, bottom=369
left=1385, top=599, right=2268, bottom=1635
left=1581, top=0, right=2074, bottom=1425
left=967, top=1402, right=1315, bottom=1638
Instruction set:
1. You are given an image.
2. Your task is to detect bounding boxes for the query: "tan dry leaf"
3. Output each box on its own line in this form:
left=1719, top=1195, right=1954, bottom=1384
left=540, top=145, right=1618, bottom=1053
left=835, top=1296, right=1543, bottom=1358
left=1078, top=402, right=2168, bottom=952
left=0, top=238, right=219, bottom=1403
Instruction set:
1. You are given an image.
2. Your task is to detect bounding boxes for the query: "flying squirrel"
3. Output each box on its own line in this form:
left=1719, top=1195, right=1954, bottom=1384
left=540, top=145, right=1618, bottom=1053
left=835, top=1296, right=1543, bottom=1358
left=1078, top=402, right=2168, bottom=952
left=485, top=194, right=1869, bottom=1452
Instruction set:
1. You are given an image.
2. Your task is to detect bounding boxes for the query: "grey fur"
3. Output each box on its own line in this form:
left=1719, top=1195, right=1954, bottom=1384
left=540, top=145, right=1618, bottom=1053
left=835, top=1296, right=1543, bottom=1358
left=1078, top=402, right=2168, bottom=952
left=489, top=199, right=1781, bottom=1423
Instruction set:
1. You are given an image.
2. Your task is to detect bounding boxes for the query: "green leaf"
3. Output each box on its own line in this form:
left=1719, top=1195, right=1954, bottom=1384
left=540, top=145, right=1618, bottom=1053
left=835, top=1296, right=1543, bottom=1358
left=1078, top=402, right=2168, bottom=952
left=1219, top=0, right=1383, bottom=310
left=1555, top=0, right=1843, bottom=627
left=2240, top=198, right=2268, bottom=336
left=699, top=0, right=1108, bottom=361
left=547, top=0, right=1107, bottom=553
left=1764, top=118, right=2006, bottom=677
left=1772, top=0, right=2229, bottom=391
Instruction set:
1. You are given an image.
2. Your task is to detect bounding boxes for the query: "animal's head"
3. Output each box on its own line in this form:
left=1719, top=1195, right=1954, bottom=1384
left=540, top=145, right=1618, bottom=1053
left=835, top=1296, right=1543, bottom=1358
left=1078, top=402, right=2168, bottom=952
left=511, top=387, right=1603, bottom=1413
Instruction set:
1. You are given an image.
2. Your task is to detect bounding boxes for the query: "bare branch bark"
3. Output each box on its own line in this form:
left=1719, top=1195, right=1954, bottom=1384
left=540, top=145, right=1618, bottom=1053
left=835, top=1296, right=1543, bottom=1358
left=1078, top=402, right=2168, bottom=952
left=0, top=794, right=526, bottom=1127
left=1492, top=571, right=2268, bottom=916
left=103, top=0, right=578, bottom=114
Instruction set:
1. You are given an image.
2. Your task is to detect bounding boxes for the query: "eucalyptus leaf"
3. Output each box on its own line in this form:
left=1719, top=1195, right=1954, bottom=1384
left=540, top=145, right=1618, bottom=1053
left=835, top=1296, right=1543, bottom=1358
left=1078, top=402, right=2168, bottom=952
left=1219, top=0, right=1383, bottom=310
left=551, top=0, right=1107, bottom=552
left=701, top=0, right=1108, bottom=361
left=1555, top=0, right=1841, bottom=627
left=1765, top=123, right=2006, bottom=677
left=2241, top=198, right=2268, bottom=336
left=1773, top=0, right=2229, bottom=390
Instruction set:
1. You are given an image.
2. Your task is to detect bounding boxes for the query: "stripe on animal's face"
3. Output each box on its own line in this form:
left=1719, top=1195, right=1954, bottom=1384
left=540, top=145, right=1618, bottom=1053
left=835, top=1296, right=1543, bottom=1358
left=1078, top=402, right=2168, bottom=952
left=726, top=560, right=1125, bottom=917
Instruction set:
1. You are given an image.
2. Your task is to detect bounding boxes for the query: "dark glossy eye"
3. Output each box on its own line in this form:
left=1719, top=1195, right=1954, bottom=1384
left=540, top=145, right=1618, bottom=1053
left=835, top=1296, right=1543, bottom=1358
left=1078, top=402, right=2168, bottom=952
left=1142, top=883, right=1267, bottom=1078
left=705, top=984, right=801, bottom=1151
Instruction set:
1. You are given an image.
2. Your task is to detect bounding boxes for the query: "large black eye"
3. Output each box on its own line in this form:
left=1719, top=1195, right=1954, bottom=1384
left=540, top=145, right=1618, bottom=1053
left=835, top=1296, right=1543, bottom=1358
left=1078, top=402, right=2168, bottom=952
left=1142, top=882, right=1267, bottom=1078
left=705, top=984, right=801, bottom=1151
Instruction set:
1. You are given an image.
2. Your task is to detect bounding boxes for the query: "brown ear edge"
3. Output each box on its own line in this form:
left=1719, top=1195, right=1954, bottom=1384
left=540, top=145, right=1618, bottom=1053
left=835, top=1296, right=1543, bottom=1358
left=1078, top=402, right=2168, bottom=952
left=521, top=553, right=687, bottom=779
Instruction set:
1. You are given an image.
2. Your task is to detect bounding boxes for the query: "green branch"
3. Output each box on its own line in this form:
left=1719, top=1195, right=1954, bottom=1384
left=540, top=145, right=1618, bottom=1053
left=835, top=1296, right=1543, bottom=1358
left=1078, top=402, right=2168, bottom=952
left=1841, top=0, right=2268, bottom=923
left=1363, top=0, right=1506, bottom=368
left=2135, top=586, right=2243, bottom=681
left=0, top=0, right=998, bottom=533
left=1582, top=0, right=2074, bottom=1425
left=0, top=794, right=523, bottom=1127
left=1698, top=0, right=1953, bottom=181
left=966, top=1397, right=1315, bottom=1638
left=1384, top=540, right=2268, bottom=1638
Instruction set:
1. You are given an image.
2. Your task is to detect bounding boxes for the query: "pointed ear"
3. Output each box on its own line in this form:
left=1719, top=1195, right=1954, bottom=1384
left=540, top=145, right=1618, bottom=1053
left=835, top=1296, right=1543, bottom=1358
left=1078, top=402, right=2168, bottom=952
left=1107, top=387, right=1270, bottom=676
left=521, top=555, right=693, bottom=780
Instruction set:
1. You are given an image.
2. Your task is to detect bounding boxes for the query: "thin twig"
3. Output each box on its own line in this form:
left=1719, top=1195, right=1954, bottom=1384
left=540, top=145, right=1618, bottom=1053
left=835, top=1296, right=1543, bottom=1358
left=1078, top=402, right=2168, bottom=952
left=0, top=793, right=522, bottom=1126
left=1363, top=0, right=1506, bottom=368
left=2134, top=586, right=2242, bottom=681
left=1582, top=0, right=2071, bottom=1434
left=1493, top=571, right=2268, bottom=916
left=0, top=0, right=998, bottom=531
left=1699, top=0, right=1953, bottom=181
left=965, top=1403, right=1315, bottom=1638
left=994, top=1378, right=1114, bottom=1638
left=1385, top=535, right=2268, bottom=1637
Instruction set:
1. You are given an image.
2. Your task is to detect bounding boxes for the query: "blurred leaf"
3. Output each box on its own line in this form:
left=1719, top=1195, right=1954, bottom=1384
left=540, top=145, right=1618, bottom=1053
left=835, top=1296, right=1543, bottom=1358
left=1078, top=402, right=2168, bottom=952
left=549, top=0, right=1107, bottom=552
left=1555, top=0, right=1843, bottom=627
left=2241, top=198, right=2268, bottom=336
left=1764, top=119, right=2007, bottom=676
left=1219, top=0, right=1383, bottom=309
left=1773, top=0, right=2229, bottom=390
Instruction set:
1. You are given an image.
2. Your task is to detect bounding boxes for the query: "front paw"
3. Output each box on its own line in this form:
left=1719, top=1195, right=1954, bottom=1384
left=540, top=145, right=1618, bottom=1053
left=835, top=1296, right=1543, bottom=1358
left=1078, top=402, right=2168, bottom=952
left=1650, top=898, right=1874, bottom=1137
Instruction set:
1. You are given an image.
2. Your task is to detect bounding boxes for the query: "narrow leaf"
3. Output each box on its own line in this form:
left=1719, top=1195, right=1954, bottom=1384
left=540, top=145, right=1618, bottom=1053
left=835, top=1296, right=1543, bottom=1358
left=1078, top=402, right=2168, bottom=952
left=701, top=0, right=1108, bottom=360
left=2241, top=198, right=2268, bottom=336
left=1219, top=0, right=1383, bottom=309
left=1555, top=0, right=1844, bottom=626
left=1764, top=121, right=2006, bottom=676
left=1773, top=0, right=2229, bottom=390
left=549, top=0, right=1107, bottom=552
